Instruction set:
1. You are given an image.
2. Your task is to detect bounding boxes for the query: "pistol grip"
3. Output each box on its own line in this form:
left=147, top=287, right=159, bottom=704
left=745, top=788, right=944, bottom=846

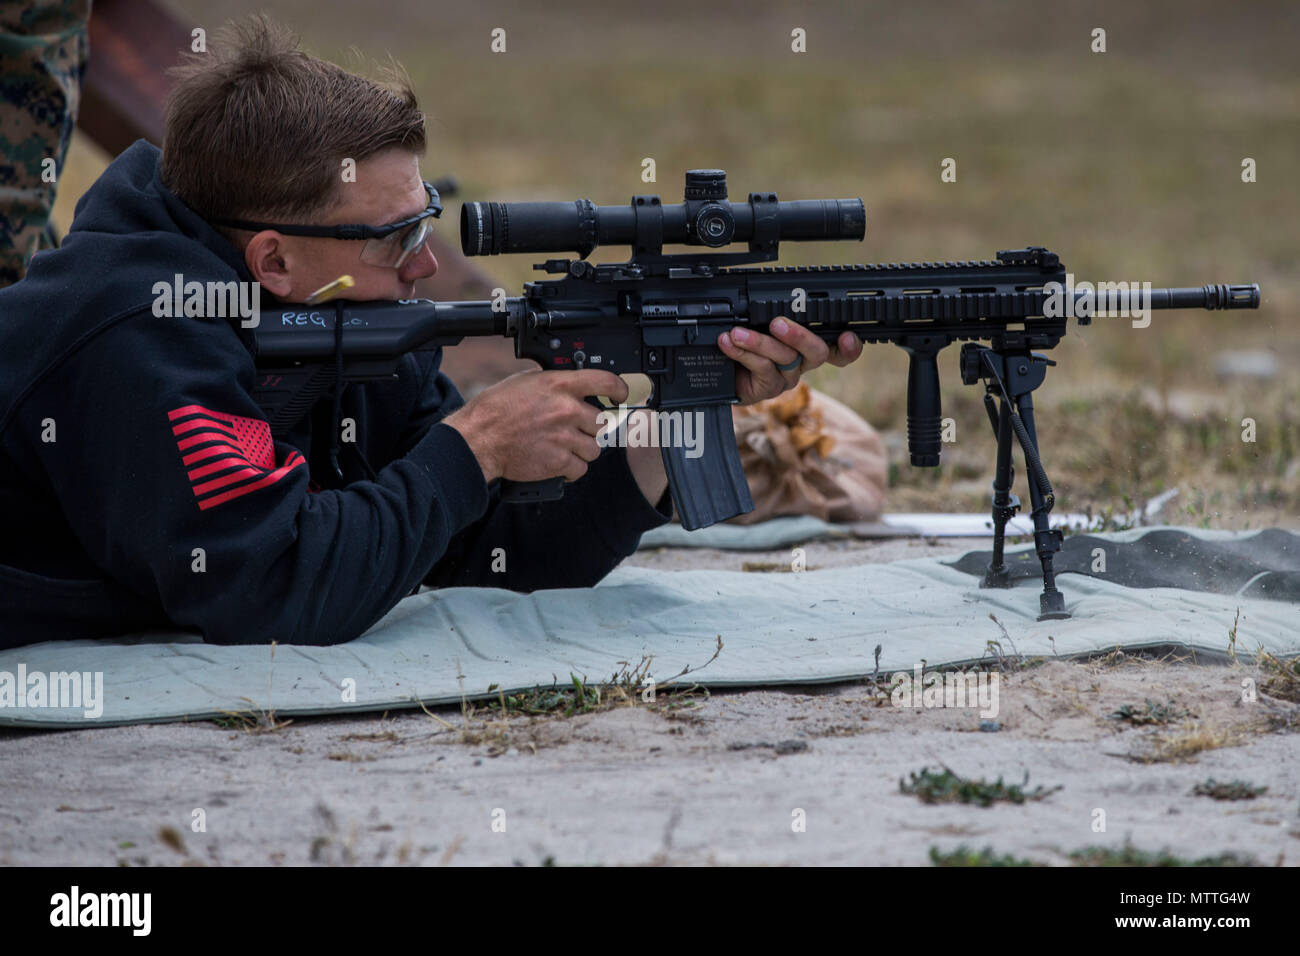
left=500, top=477, right=566, bottom=503
left=661, top=404, right=754, bottom=531
left=498, top=395, right=607, bottom=506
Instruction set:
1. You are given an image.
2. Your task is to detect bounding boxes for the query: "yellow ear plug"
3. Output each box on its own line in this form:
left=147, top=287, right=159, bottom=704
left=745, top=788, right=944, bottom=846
left=304, top=274, right=355, bottom=305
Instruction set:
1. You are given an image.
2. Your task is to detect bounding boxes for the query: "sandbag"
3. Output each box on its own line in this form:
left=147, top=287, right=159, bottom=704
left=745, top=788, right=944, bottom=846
left=729, top=384, right=887, bottom=524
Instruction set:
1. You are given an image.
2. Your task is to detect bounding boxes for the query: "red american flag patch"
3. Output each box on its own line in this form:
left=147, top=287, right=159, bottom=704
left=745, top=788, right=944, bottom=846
left=167, top=404, right=306, bottom=511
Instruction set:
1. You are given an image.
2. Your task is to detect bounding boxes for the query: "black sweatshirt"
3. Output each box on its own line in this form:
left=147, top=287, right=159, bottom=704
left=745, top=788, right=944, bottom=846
left=0, top=141, right=671, bottom=648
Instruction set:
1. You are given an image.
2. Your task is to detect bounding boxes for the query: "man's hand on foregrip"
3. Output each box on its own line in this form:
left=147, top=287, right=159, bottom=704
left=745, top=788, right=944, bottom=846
left=718, top=316, right=864, bottom=405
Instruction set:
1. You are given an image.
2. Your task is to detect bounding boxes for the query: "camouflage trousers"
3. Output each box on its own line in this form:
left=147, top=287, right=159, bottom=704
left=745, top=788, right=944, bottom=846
left=0, top=0, right=90, bottom=288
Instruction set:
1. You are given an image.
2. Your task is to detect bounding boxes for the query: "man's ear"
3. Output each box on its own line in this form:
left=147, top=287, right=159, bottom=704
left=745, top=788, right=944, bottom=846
left=244, top=231, right=294, bottom=298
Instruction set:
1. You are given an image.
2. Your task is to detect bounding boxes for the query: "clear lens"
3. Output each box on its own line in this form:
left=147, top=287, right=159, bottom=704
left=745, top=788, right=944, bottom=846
left=359, top=218, right=433, bottom=268
left=393, top=218, right=433, bottom=269
left=359, top=233, right=402, bottom=268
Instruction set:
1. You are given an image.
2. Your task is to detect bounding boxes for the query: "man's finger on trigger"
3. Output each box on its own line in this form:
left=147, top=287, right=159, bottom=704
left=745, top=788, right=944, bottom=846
left=567, top=369, right=629, bottom=403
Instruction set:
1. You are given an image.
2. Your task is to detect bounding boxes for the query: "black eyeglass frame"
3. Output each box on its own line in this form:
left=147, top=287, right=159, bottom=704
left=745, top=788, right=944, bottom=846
left=207, top=180, right=443, bottom=240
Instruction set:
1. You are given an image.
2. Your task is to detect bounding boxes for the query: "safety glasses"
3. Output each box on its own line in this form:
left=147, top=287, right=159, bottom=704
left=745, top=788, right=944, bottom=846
left=208, top=181, right=443, bottom=270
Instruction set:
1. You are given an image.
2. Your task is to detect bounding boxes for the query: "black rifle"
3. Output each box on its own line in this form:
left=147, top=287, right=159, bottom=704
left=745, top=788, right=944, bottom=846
left=252, top=169, right=1259, bottom=620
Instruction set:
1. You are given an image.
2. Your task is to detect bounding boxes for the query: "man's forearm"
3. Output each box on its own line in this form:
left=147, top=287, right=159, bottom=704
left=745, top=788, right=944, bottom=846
left=623, top=412, right=670, bottom=507
left=426, top=440, right=672, bottom=592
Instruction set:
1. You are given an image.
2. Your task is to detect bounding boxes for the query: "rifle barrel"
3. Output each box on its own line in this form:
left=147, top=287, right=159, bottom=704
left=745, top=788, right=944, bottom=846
left=1150, top=284, right=1260, bottom=309
left=1074, top=283, right=1259, bottom=313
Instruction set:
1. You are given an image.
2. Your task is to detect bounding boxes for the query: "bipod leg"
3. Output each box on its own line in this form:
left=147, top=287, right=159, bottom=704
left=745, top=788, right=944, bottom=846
left=1010, top=390, right=1069, bottom=621
left=962, top=344, right=1070, bottom=619
left=981, top=389, right=1019, bottom=589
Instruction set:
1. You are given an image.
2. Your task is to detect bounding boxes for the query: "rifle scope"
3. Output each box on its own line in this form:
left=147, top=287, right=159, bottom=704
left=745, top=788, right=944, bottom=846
left=460, top=169, right=865, bottom=258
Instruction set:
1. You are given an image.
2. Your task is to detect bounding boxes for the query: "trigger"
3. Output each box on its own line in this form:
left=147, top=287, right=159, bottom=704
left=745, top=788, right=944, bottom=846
left=614, top=372, right=654, bottom=408
left=593, top=374, right=653, bottom=409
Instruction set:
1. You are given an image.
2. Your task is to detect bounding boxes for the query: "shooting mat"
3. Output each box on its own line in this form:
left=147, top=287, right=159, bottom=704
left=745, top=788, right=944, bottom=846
left=0, top=525, right=1295, bottom=729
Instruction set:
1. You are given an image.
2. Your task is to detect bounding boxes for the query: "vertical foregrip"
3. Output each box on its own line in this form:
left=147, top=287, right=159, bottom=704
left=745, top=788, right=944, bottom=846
left=903, top=344, right=943, bottom=467
left=661, top=404, right=754, bottom=531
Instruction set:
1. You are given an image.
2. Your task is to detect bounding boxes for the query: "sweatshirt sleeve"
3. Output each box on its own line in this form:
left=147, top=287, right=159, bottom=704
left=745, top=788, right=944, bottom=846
left=427, top=444, right=673, bottom=591
left=397, top=354, right=674, bottom=592
left=26, top=310, right=491, bottom=646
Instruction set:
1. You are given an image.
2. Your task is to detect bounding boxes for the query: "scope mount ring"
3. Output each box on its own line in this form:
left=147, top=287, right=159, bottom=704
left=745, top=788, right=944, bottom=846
left=631, top=194, right=664, bottom=257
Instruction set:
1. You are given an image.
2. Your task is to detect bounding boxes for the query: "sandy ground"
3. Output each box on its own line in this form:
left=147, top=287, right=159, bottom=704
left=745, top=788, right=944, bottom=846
left=2, top=537, right=1297, bottom=867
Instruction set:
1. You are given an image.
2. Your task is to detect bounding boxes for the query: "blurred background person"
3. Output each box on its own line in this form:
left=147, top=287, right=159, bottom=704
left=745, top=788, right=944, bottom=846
left=0, top=0, right=89, bottom=287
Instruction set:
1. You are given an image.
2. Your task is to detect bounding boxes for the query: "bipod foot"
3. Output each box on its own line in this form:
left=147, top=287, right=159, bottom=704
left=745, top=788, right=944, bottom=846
left=981, top=565, right=1012, bottom=589
left=1038, top=587, right=1070, bottom=621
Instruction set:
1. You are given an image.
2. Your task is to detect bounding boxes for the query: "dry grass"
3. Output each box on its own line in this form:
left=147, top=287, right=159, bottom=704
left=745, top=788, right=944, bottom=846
left=1192, top=779, right=1268, bottom=800
left=325, top=751, right=374, bottom=763
left=338, top=728, right=400, bottom=743
left=1258, top=649, right=1300, bottom=703
left=210, top=641, right=293, bottom=734
left=157, top=825, right=187, bottom=856
left=405, top=642, right=721, bottom=755
left=1124, top=720, right=1257, bottom=764
left=212, top=706, right=293, bottom=734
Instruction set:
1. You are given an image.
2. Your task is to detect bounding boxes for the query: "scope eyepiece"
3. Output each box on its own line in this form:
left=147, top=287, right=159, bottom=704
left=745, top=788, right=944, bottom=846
left=460, top=168, right=865, bottom=259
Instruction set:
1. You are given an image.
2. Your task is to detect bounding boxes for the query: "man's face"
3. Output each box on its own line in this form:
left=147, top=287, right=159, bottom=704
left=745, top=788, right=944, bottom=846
left=242, top=148, right=439, bottom=302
